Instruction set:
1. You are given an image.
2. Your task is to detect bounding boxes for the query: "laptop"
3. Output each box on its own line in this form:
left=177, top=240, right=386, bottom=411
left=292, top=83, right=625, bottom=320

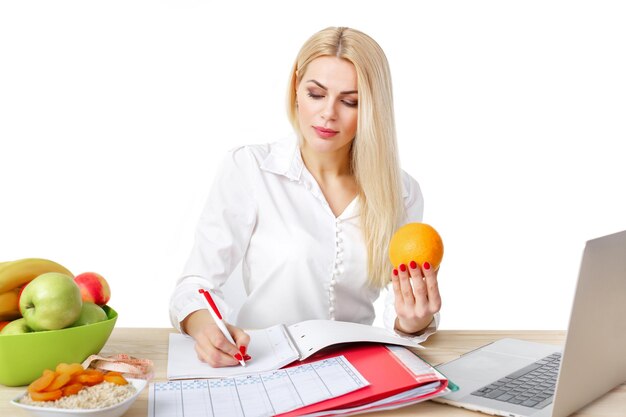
left=434, top=229, right=626, bottom=417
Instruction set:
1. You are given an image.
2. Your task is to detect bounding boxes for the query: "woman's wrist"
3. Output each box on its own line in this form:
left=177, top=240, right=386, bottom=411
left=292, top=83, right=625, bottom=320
left=181, top=309, right=213, bottom=337
left=394, top=315, right=433, bottom=335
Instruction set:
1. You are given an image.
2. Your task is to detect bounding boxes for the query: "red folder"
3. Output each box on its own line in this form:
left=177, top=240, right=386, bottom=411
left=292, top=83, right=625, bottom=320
left=277, top=343, right=447, bottom=416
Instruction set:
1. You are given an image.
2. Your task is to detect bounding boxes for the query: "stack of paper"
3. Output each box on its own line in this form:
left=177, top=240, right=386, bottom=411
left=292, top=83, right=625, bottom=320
left=278, top=343, right=453, bottom=416
left=157, top=320, right=456, bottom=416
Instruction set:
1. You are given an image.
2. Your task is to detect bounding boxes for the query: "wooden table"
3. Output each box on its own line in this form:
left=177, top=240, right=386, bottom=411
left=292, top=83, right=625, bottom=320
left=2, top=329, right=624, bottom=416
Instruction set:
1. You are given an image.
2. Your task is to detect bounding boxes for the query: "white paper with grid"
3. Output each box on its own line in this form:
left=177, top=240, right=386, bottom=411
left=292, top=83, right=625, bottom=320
left=150, top=355, right=368, bottom=417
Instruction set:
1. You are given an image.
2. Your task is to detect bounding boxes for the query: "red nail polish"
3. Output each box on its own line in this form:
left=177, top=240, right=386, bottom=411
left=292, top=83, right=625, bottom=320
left=423, top=262, right=431, bottom=270
left=234, top=353, right=243, bottom=361
left=399, top=264, right=407, bottom=272
left=409, top=260, right=417, bottom=269
left=393, top=269, right=398, bottom=276
left=243, top=354, right=252, bottom=361
left=240, top=346, right=247, bottom=356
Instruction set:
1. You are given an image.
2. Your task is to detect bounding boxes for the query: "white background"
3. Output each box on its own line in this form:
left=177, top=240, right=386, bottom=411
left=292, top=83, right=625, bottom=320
left=1, top=1, right=625, bottom=330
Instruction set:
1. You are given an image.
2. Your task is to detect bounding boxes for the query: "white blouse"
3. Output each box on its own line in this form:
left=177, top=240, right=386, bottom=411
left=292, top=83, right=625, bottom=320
left=169, top=134, right=439, bottom=340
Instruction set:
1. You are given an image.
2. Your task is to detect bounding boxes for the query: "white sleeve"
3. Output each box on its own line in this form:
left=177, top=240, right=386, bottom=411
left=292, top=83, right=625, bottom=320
left=169, top=147, right=258, bottom=333
left=382, top=171, right=440, bottom=341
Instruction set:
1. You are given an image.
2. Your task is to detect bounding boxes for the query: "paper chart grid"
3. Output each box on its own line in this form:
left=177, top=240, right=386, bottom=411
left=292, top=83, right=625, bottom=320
left=149, top=355, right=369, bottom=417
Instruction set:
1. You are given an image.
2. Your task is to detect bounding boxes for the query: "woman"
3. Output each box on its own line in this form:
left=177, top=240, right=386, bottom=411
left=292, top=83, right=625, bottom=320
left=169, top=27, right=442, bottom=367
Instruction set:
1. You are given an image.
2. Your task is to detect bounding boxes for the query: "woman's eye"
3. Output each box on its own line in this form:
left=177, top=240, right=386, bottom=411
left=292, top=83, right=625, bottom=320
left=307, top=92, right=323, bottom=99
left=343, top=100, right=358, bottom=108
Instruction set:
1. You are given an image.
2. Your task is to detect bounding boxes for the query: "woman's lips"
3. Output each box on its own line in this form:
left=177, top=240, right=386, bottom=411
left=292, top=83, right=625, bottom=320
left=313, top=126, right=339, bottom=139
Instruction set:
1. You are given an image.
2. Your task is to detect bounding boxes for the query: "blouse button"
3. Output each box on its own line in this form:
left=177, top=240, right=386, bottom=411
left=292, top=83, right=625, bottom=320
left=336, top=246, right=343, bottom=253
left=336, top=258, right=343, bottom=265
left=336, top=237, right=343, bottom=243
left=329, top=306, right=335, bottom=313
left=330, top=279, right=336, bottom=285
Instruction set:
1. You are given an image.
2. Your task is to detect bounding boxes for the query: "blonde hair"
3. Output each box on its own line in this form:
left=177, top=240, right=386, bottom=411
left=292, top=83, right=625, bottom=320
left=287, top=27, right=405, bottom=288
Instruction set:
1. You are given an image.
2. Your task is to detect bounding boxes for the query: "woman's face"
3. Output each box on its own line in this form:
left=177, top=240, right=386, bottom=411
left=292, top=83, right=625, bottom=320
left=296, top=56, right=358, bottom=155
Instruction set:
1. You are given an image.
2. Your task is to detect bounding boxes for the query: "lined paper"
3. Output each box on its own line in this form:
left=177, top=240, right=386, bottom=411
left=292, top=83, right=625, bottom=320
left=167, top=325, right=299, bottom=379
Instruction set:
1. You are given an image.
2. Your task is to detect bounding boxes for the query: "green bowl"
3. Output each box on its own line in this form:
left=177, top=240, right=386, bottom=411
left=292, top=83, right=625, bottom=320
left=0, top=306, right=117, bottom=387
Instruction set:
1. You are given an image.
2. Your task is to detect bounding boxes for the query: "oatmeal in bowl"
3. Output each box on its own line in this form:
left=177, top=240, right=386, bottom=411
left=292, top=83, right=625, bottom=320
left=11, top=364, right=147, bottom=417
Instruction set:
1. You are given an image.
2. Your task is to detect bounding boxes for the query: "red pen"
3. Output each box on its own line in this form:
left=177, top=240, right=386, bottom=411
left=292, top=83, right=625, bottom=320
left=198, top=289, right=246, bottom=367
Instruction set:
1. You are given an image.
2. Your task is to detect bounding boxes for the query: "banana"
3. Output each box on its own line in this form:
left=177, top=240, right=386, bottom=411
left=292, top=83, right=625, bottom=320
left=0, top=287, right=22, bottom=321
left=0, top=258, right=73, bottom=293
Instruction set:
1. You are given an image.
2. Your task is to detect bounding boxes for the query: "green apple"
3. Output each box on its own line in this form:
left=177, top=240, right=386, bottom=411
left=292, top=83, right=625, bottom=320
left=71, top=301, right=107, bottom=327
left=0, top=318, right=33, bottom=335
left=20, top=272, right=83, bottom=331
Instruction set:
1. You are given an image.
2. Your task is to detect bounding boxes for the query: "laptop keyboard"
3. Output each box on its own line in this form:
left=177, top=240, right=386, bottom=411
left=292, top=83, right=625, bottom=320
left=471, top=352, right=561, bottom=409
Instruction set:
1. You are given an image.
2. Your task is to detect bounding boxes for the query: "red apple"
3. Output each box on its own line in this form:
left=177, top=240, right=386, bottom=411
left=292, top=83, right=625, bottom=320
left=74, top=272, right=111, bottom=306
left=0, top=321, right=10, bottom=332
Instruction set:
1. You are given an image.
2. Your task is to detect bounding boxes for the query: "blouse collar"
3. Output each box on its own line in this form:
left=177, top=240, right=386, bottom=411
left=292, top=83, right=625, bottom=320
left=259, top=134, right=304, bottom=181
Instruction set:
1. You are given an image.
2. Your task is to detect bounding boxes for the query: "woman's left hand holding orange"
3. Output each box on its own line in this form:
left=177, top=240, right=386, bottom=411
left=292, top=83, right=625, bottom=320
left=391, top=260, right=441, bottom=334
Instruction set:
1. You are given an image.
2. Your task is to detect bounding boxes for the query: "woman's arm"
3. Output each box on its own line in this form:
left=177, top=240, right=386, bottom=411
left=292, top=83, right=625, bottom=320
left=169, top=146, right=258, bottom=366
left=382, top=170, right=441, bottom=339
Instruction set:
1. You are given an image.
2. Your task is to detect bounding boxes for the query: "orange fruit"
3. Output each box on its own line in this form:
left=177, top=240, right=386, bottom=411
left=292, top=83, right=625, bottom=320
left=389, top=223, right=444, bottom=270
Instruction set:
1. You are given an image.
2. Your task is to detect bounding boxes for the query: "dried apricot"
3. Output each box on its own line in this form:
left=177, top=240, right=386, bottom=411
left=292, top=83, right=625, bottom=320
left=28, top=370, right=56, bottom=393
left=61, top=382, right=84, bottom=397
left=56, top=363, right=84, bottom=376
left=30, top=389, right=63, bottom=402
left=76, top=369, right=104, bottom=386
left=44, top=372, right=72, bottom=392
left=104, top=374, right=128, bottom=385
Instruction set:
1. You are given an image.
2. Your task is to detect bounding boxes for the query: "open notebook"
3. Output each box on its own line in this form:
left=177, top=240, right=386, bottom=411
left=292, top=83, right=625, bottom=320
left=167, top=319, right=424, bottom=379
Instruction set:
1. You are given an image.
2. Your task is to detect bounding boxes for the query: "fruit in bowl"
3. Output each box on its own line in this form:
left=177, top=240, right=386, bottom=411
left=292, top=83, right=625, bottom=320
left=71, top=302, right=108, bottom=327
left=20, top=272, right=84, bottom=331
left=74, top=272, right=111, bottom=306
left=0, top=318, right=33, bottom=335
left=0, top=258, right=118, bottom=386
left=0, top=305, right=118, bottom=386
left=0, top=258, right=73, bottom=294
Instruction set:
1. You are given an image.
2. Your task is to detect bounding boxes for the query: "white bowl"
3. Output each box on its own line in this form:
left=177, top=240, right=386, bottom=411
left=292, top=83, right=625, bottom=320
left=10, top=378, right=147, bottom=417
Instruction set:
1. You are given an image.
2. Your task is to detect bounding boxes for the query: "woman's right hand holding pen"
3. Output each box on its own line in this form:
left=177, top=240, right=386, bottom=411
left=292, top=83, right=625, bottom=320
left=182, top=309, right=251, bottom=367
